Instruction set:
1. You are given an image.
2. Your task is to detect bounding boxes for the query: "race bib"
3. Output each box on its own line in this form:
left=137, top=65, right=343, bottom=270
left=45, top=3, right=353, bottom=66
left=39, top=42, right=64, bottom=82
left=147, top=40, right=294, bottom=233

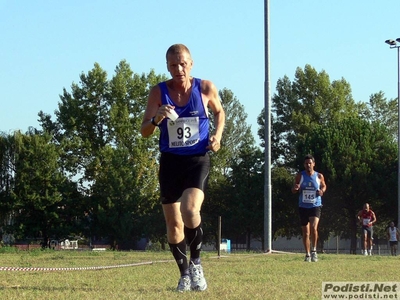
left=167, top=117, right=200, bottom=148
left=363, top=218, right=370, bottom=226
left=302, top=190, right=316, bottom=204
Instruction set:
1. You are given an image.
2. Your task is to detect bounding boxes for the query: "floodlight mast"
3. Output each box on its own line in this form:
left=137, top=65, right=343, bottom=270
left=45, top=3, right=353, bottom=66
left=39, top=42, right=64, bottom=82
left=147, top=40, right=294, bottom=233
left=385, top=38, right=400, bottom=228
left=264, top=0, right=272, bottom=253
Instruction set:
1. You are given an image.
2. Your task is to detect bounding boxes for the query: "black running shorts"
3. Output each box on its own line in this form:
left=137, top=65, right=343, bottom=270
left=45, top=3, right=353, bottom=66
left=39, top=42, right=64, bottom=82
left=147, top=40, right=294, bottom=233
left=299, top=206, right=322, bottom=226
left=159, top=152, right=210, bottom=204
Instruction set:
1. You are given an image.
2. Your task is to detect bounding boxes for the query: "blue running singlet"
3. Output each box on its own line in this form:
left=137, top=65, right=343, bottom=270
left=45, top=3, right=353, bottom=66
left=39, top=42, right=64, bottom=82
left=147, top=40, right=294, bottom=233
left=298, top=170, right=322, bottom=208
left=158, top=78, right=209, bottom=155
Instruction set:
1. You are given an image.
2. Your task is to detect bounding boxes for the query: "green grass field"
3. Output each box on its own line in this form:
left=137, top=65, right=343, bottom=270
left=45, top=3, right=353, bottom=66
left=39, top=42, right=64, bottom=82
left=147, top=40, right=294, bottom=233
left=0, top=248, right=398, bottom=299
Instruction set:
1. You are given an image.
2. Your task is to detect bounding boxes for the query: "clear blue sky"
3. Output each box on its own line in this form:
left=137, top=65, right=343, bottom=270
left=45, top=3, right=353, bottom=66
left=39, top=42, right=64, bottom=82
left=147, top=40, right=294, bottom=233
left=1, top=0, right=399, bottom=144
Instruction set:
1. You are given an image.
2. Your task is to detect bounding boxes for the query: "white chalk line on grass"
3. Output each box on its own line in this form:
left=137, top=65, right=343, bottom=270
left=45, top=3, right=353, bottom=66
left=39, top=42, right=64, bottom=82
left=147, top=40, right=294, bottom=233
left=0, top=252, right=298, bottom=272
left=0, top=261, right=154, bottom=272
left=0, top=260, right=176, bottom=272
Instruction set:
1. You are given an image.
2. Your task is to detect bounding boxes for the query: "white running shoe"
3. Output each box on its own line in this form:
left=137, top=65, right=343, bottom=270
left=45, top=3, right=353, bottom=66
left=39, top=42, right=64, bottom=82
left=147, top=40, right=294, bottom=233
left=311, top=251, right=318, bottom=262
left=304, top=255, right=311, bottom=262
left=189, top=262, right=207, bottom=291
left=176, top=275, right=191, bottom=292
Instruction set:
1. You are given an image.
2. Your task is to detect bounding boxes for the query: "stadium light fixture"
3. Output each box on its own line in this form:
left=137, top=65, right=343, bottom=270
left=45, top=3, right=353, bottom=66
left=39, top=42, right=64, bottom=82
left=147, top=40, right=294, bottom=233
left=385, top=39, right=397, bottom=46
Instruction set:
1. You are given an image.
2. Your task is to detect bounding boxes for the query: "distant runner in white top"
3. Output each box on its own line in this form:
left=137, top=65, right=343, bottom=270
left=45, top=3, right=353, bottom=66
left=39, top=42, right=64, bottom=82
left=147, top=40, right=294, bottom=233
left=387, top=221, right=400, bottom=256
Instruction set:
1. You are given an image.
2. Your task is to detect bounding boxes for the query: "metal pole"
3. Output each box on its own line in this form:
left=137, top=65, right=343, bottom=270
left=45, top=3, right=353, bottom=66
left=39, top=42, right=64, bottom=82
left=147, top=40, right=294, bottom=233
left=218, top=216, right=221, bottom=257
left=264, top=0, right=272, bottom=252
left=385, top=40, right=400, bottom=229
left=397, top=46, right=400, bottom=229
left=336, top=236, right=339, bottom=254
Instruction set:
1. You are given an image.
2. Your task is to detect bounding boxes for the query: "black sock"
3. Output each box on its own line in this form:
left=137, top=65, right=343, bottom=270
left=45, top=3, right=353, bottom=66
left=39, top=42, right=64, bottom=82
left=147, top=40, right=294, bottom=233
left=184, top=225, right=203, bottom=264
left=169, top=240, right=189, bottom=277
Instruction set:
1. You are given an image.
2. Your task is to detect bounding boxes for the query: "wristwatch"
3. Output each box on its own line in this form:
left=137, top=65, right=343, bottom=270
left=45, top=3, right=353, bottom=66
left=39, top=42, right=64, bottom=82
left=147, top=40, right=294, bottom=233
left=151, top=116, right=160, bottom=127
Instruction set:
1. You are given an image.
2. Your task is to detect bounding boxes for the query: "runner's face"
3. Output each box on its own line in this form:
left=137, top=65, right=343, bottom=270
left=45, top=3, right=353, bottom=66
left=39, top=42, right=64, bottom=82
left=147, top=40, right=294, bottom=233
left=303, top=159, right=315, bottom=173
left=166, top=51, right=193, bottom=83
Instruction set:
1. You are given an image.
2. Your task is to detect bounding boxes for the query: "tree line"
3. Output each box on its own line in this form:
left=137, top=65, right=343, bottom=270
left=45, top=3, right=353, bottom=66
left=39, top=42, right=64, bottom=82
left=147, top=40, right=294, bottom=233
left=0, top=62, right=397, bottom=252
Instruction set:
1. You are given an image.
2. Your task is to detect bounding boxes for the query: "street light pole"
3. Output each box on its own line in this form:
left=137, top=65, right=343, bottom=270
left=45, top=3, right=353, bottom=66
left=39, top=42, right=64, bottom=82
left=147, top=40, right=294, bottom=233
left=385, top=38, right=400, bottom=227
left=264, top=0, right=272, bottom=253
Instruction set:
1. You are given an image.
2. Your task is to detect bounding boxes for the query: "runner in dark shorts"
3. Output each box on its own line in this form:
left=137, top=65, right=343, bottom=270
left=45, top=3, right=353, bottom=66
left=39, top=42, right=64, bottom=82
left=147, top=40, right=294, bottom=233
left=292, top=154, right=327, bottom=262
left=387, top=221, right=399, bottom=256
left=140, top=44, right=225, bottom=292
left=357, top=203, right=376, bottom=255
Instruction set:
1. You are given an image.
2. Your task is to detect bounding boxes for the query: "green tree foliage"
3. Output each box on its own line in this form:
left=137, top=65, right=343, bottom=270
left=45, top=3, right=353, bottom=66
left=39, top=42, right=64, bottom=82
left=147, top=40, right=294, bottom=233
left=90, top=146, right=153, bottom=249
left=225, top=144, right=264, bottom=250
left=10, top=130, right=66, bottom=244
left=208, top=88, right=256, bottom=182
left=38, top=61, right=167, bottom=248
left=271, top=166, right=300, bottom=238
left=357, top=91, right=398, bottom=140
left=258, top=64, right=360, bottom=242
left=296, top=117, right=397, bottom=252
left=204, top=88, right=261, bottom=248
left=257, top=64, right=398, bottom=251
left=262, top=64, right=358, bottom=166
left=0, top=132, right=16, bottom=218
left=0, top=130, right=82, bottom=244
left=6, top=58, right=396, bottom=254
